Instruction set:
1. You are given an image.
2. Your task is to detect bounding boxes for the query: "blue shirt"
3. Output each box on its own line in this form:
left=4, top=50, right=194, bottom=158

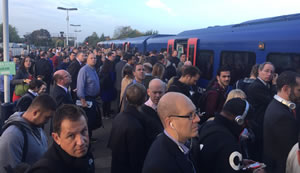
left=77, top=64, right=100, bottom=99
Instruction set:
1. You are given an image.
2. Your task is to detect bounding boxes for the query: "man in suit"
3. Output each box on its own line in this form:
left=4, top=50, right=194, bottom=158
left=108, top=83, right=148, bottom=173
left=263, top=71, right=300, bottom=173
left=140, top=79, right=166, bottom=149
left=247, top=62, right=277, bottom=161
left=67, top=52, right=86, bottom=101
left=50, top=70, right=73, bottom=106
left=142, top=92, right=200, bottom=173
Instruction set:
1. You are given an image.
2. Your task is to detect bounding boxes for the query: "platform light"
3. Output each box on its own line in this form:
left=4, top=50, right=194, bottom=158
left=258, top=42, right=265, bottom=50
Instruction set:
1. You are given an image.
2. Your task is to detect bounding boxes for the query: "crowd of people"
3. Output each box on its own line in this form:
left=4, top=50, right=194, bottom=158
left=0, top=46, right=299, bottom=173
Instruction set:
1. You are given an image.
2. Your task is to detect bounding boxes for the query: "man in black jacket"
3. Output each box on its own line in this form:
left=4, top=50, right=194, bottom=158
left=194, top=98, right=264, bottom=173
left=34, top=52, right=53, bottom=93
left=67, top=52, right=86, bottom=101
left=140, top=79, right=165, bottom=149
left=247, top=62, right=277, bottom=161
left=142, top=92, right=200, bottom=173
left=50, top=70, right=73, bottom=106
left=28, top=104, right=95, bottom=173
left=108, top=83, right=148, bottom=173
left=168, top=65, right=201, bottom=99
left=263, top=71, right=300, bottom=173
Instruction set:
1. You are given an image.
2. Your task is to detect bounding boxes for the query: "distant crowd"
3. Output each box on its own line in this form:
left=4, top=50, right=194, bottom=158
left=0, top=46, right=299, bottom=173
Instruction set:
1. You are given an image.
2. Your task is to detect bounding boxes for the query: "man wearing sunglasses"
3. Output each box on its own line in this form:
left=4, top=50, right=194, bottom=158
left=143, top=92, right=200, bottom=173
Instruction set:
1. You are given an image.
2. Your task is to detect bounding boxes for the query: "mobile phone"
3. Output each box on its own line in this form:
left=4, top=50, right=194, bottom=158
left=247, top=162, right=261, bottom=169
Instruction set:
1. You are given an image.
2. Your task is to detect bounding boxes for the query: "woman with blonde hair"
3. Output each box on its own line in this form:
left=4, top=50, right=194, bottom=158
left=225, top=89, right=247, bottom=103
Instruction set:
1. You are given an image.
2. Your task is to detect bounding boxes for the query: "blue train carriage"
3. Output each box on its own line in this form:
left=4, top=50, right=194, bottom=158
left=146, top=35, right=176, bottom=53
left=165, top=13, right=300, bottom=87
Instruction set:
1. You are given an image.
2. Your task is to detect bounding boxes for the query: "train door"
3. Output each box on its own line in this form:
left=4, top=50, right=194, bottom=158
left=187, top=38, right=198, bottom=65
left=125, top=42, right=130, bottom=52
left=167, top=39, right=175, bottom=54
left=122, top=42, right=127, bottom=52
left=111, top=43, right=115, bottom=50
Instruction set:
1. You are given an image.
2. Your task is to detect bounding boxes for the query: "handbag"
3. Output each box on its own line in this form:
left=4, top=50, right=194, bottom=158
left=15, top=84, right=29, bottom=96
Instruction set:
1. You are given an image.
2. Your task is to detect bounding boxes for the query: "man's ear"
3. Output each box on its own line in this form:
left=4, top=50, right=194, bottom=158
left=52, top=132, right=61, bottom=145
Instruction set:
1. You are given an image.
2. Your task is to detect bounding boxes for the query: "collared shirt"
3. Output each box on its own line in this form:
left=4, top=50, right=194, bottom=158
left=76, top=58, right=82, bottom=66
left=274, top=94, right=296, bottom=110
left=164, top=130, right=189, bottom=154
left=145, top=98, right=157, bottom=111
left=57, top=84, right=68, bottom=93
left=28, top=89, right=38, bottom=97
left=77, top=64, right=100, bottom=99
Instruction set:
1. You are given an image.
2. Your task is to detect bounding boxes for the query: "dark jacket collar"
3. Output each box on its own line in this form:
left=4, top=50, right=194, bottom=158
left=50, top=142, right=95, bottom=172
left=214, top=114, right=244, bottom=139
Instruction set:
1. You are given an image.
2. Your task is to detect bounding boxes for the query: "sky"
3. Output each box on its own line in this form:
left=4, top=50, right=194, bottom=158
left=0, top=0, right=299, bottom=42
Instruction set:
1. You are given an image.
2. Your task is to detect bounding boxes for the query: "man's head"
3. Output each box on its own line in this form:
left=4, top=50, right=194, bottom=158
left=69, top=52, right=76, bottom=61
left=107, top=51, right=116, bottom=62
left=147, top=79, right=166, bottom=105
left=13, top=56, right=20, bottom=65
left=258, top=62, right=275, bottom=82
left=23, top=94, right=56, bottom=127
left=158, top=92, right=200, bottom=143
left=250, top=64, right=259, bottom=79
left=28, top=79, right=45, bottom=93
left=172, top=50, right=178, bottom=57
left=53, top=70, right=72, bottom=87
left=180, top=66, right=201, bottom=86
left=125, top=53, right=135, bottom=65
left=133, top=63, right=145, bottom=83
left=86, top=53, right=97, bottom=67
left=180, top=54, right=186, bottom=63
left=276, top=71, right=300, bottom=104
left=126, top=83, right=147, bottom=107
left=76, top=52, right=86, bottom=63
left=52, top=104, right=89, bottom=158
left=217, top=66, right=231, bottom=88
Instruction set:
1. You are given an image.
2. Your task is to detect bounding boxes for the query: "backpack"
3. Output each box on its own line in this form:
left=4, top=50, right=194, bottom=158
left=197, top=88, right=221, bottom=113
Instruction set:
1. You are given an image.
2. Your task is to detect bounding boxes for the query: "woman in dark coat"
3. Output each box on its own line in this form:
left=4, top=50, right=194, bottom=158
left=11, top=56, right=34, bottom=102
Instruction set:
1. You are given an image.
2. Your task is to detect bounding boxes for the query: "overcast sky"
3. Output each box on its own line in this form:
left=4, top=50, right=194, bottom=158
left=0, top=0, right=299, bottom=42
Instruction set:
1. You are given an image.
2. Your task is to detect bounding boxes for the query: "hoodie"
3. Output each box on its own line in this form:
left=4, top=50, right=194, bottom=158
left=0, top=112, right=48, bottom=172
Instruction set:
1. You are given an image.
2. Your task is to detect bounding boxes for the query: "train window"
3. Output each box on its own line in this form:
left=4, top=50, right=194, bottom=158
left=196, top=50, right=214, bottom=80
left=267, top=53, right=300, bottom=74
left=188, top=45, right=195, bottom=61
left=220, top=51, right=256, bottom=85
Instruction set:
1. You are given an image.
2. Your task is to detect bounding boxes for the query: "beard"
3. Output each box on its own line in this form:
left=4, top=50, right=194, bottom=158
left=289, top=88, right=300, bottom=104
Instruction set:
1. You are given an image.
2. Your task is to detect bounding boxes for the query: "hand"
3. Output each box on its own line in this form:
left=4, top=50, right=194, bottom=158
left=253, top=168, right=266, bottom=173
left=23, top=79, right=31, bottom=84
left=243, top=159, right=255, bottom=167
left=81, top=99, right=88, bottom=107
left=272, top=73, right=278, bottom=85
left=73, top=88, right=77, bottom=92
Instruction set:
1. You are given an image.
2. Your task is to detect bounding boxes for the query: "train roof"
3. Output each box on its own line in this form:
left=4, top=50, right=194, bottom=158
left=176, top=13, right=300, bottom=41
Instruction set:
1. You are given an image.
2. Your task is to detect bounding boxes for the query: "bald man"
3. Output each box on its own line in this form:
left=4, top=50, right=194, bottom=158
left=50, top=70, right=73, bottom=106
left=140, top=79, right=166, bottom=149
left=142, top=92, right=200, bottom=173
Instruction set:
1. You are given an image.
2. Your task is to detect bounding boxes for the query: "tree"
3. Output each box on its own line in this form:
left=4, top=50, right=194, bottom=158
left=24, top=29, right=52, bottom=47
left=113, top=26, right=143, bottom=39
left=84, top=32, right=100, bottom=47
left=113, top=26, right=158, bottom=39
left=0, top=23, right=22, bottom=42
left=144, top=30, right=159, bottom=36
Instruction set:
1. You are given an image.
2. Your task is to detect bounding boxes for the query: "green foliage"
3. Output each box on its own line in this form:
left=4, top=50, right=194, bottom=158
left=83, top=32, right=109, bottom=47
left=24, top=29, right=52, bottom=47
left=0, top=23, right=22, bottom=42
left=113, top=26, right=159, bottom=39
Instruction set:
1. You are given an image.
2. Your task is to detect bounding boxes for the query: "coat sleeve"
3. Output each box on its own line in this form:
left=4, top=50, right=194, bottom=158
left=126, top=126, right=148, bottom=173
left=0, top=126, right=25, bottom=172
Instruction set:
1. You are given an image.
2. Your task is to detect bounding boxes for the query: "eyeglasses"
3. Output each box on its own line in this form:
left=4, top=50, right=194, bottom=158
left=169, top=111, right=201, bottom=120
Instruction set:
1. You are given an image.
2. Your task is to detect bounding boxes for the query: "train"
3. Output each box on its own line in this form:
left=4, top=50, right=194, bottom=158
left=98, top=13, right=300, bottom=86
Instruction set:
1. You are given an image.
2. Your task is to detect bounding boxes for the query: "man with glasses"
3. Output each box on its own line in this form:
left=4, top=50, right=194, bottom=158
left=247, top=62, right=277, bottom=161
left=142, top=92, right=200, bottom=173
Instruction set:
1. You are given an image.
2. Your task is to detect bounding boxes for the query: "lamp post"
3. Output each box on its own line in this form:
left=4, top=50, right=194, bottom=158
left=74, top=30, right=82, bottom=47
left=70, top=24, right=81, bottom=47
left=57, top=7, right=78, bottom=47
